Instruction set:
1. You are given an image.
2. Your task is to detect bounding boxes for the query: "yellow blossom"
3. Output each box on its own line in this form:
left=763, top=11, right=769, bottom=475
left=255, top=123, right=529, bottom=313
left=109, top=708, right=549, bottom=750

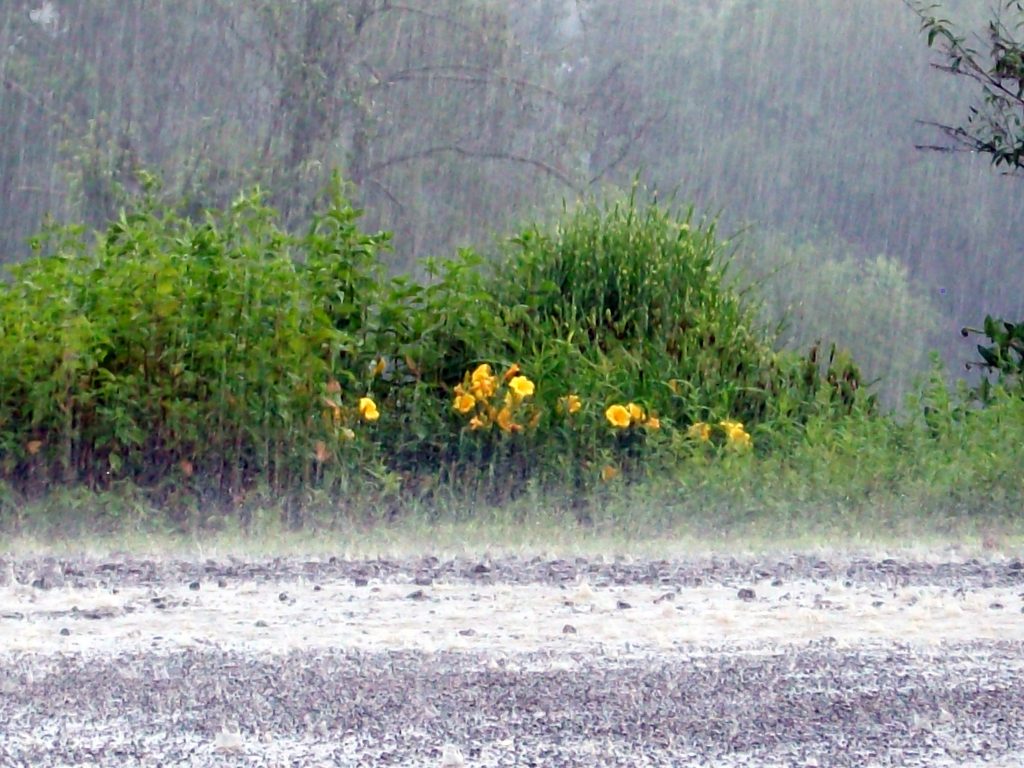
left=358, top=396, right=380, bottom=422
left=687, top=422, right=711, bottom=441
left=496, top=406, right=522, bottom=433
left=601, top=465, right=619, bottom=482
left=725, top=423, right=752, bottom=449
left=468, top=415, right=487, bottom=430
left=644, top=416, right=661, bottom=430
left=371, top=358, right=386, bottom=377
left=503, top=363, right=521, bottom=382
left=605, top=404, right=631, bottom=428
left=453, top=392, right=477, bottom=414
left=508, top=375, right=535, bottom=400
left=565, top=394, right=582, bottom=414
left=627, top=402, right=645, bottom=423
left=470, top=363, right=497, bottom=399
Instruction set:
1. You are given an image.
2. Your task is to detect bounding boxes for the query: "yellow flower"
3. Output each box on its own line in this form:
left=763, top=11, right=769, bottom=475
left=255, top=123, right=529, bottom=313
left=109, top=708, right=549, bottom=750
left=508, top=375, right=535, bottom=400
left=600, top=465, right=619, bottom=482
left=605, top=404, right=631, bottom=428
left=559, top=394, right=582, bottom=415
left=470, top=363, right=497, bottom=399
left=468, top=415, right=487, bottom=430
left=503, top=363, right=521, bottom=382
left=371, top=358, right=386, bottom=377
left=496, top=406, right=522, bottom=433
left=687, top=422, right=711, bottom=441
left=358, top=396, right=379, bottom=422
left=471, top=362, right=493, bottom=382
left=453, top=392, right=477, bottom=414
left=725, top=424, right=752, bottom=449
left=627, top=402, right=645, bottom=423
left=719, top=419, right=743, bottom=432
left=644, top=416, right=661, bottom=430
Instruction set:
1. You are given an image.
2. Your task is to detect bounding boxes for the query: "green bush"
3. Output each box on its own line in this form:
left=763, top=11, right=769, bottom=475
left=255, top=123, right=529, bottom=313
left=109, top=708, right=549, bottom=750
left=491, top=194, right=873, bottom=439
left=7, top=178, right=962, bottom=529
left=962, top=315, right=1024, bottom=403
left=0, top=175, right=392, bottom=516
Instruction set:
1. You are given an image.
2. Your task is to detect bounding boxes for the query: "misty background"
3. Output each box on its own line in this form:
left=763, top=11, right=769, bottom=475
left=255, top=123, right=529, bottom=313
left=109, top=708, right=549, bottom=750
left=1, top=0, right=1021, bottom=408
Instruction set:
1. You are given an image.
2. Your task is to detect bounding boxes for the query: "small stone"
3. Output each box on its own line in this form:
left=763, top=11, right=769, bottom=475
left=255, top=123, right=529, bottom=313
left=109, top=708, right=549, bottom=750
left=616, top=600, right=632, bottom=610
left=189, top=580, right=201, bottom=591
left=59, top=627, right=70, bottom=636
left=440, top=744, right=465, bottom=767
left=562, top=624, right=577, bottom=634
left=353, top=577, right=369, bottom=587
left=255, top=620, right=269, bottom=628
left=989, top=602, right=1004, bottom=610
left=407, top=589, right=427, bottom=601
left=737, top=588, right=756, bottom=602
left=313, top=584, right=322, bottom=591
left=217, top=578, right=228, bottom=588
left=472, top=562, right=491, bottom=574
left=458, top=628, right=476, bottom=636
left=414, top=575, right=434, bottom=587
left=278, top=592, right=289, bottom=602
left=653, top=592, right=675, bottom=604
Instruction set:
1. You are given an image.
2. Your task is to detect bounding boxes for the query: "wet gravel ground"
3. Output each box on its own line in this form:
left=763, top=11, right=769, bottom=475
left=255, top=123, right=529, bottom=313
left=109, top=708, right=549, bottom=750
left=6, top=551, right=1024, bottom=591
left=1, top=553, right=1023, bottom=766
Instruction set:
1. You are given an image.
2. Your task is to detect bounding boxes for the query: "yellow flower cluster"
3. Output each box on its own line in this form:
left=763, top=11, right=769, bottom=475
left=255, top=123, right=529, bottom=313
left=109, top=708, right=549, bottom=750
left=453, top=363, right=539, bottom=434
left=687, top=419, right=751, bottom=449
left=605, top=402, right=660, bottom=430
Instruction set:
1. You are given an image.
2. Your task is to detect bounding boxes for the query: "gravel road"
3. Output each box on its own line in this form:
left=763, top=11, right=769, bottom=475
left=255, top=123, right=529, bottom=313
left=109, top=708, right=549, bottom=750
left=1, top=552, right=1022, bottom=766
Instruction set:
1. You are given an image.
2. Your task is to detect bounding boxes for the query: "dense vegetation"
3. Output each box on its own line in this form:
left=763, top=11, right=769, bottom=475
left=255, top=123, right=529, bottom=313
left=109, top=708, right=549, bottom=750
left=2, top=1, right=1023, bottom=409
left=1, top=178, right=1021, bottom=535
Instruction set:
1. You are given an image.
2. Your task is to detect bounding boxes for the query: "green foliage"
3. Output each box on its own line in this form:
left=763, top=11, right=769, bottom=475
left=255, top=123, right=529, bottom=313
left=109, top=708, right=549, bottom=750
left=909, top=0, right=1024, bottom=171
left=493, top=193, right=874, bottom=430
left=3, top=177, right=1020, bottom=532
left=0, top=174, right=392, bottom=517
left=962, top=315, right=1024, bottom=401
left=0, top=181, right=877, bottom=520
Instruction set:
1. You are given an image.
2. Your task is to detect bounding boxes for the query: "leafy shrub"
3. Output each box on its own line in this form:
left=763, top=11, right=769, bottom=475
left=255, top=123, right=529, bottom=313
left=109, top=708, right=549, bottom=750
left=0, top=175, right=391, bottom=515
left=491, top=193, right=872, bottom=439
left=0, top=178, right=883, bottom=523
left=962, top=315, right=1024, bottom=402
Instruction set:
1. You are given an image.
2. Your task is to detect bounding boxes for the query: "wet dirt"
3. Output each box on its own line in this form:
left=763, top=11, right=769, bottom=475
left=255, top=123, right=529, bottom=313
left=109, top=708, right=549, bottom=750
left=1, top=552, right=1022, bottom=766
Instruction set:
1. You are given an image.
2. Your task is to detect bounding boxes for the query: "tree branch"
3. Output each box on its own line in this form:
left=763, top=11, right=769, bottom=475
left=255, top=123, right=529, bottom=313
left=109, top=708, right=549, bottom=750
left=364, top=144, right=581, bottom=191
